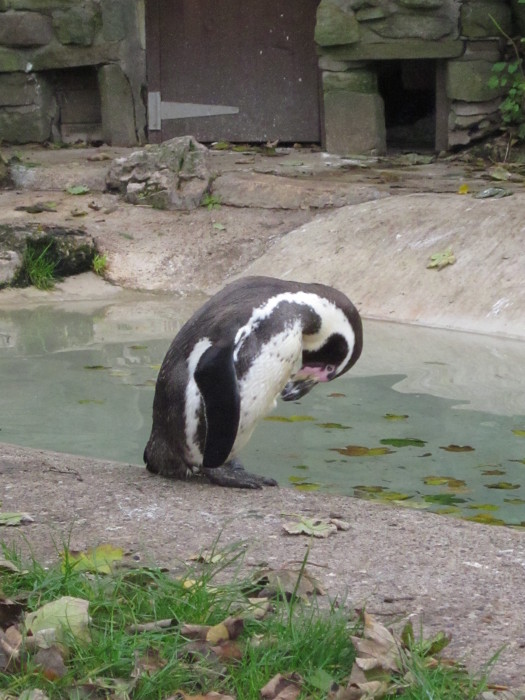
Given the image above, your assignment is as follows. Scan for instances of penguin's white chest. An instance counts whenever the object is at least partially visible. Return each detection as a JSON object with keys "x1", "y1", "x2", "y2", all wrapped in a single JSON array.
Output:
[{"x1": 232, "y1": 325, "x2": 302, "y2": 455}]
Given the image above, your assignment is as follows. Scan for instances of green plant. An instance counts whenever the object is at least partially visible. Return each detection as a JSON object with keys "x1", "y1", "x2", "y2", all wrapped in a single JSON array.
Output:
[
  {"x1": 489, "y1": 18, "x2": 525, "y2": 143},
  {"x1": 201, "y1": 192, "x2": 222, "y2": 209},
  {"x1": 21, "y1": 240, "x2": 57, "y2": 290},
  {"x1": 92, "y1": 253, "x2": 108, "y2": 276}
]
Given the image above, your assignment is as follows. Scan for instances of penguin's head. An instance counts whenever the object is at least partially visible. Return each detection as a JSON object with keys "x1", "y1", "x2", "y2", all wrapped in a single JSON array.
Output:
[{"x1": 280, "y1": 292, "x2": 363, "y2": 402}]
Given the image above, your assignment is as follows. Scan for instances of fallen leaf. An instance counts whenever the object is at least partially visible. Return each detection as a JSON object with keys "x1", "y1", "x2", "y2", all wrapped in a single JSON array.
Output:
[
  {"x1": 34, "y1": 645, "x2": 67, "y2": 680},
  {"x1": 0, "y1": 558, "x2": 20, "y2": 573},
  {"x1": 25, "y1": 596, "x2": 91, "y2": 647},
  {"x1": 427, "y1": 249, "x2": 455, "y2": 270},
  {"x1": 205, "y1": 622, "x2": 230, "y2": 644},
  {"x1": 282, "y1": 517, "x2": 337, "y2": 538},
  {"x1": 70, "y1": 207, "x2": 87, "y2": 217},
  {"x1": 512, "y1": 429, "x2": 525, "y2": 437},
  {"x1": 465, "y1": 513, "x2": 506, "y2": 525},
  {"x1": 0, "y1": 512, "x2": 34, "y2": 526},
  {"x1": 15, "y1": 201, "x2": 57, "y2": 213},
  {"x1": 423, "y1": 494, "x2": 466, "y2": 505},
  {"x1": 253, "y1": 565, "x2": 324, "y2": 600},
  {"x1": 65, "y1": 543, "x2": 124, "y2": 574},
  {"x1": 351, "y1": 612, "x2": 399, "y2": 673},
  {"x1": 212, "y1": 222, "x2": 226, "y2": 231},
  {"x1": 131, "y1": 647, "x2": 166, "y2": 678},
  {"x1": 210, "y1": 640, "x2": 243, "y2": 662},
  {"x1": 457, "y1": 183, "x2": 469, "y2": 194},
  {"x1": 66, "y1": 185, "x2": 90, "y2": 195},
  {"x1": 316, "y1": 422, "x2": 351, "y2": 430},
  {"x1": 0, "y1": 597, "x2": 25, "y2": 626},
  {"x1": 260, "y1": 672, "x2": 303, "y2": 700}
]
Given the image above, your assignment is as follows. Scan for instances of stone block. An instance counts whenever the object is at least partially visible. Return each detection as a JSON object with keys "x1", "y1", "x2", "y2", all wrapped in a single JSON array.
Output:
[
  {"x1": 460, "y1": 0, "x2": 512, "y2": 38},
  {"x1": 53, "y1": 2, "x2": 101, "y2": 46},
  {"x1": 323, "y1": 69, "x2": 377, "y2": 93},
  {"x1": 0, "y1": 71, "x2": 36, "y2": 106},
  {"x1": 30, "y1": 42, "x2": 121, "y2": 71},
  {"x1": 97, "y1": 64, "x2": 137, "y2": 146},
  {"x1": 101, "y1": 0, "x2": 131, "y2": 41},
  {"x1": 0, "y1": 47, "x2": 25, "y2": 72},
  {"x1": 511, "y1": 0, "x2": 525, "y2": 34},
  {"x1": 318, "y1": 56, "x2": 354, "y2": 71},
  {"x1": 0, "y1": 11, "x2": 52, "y2": 47},
  {"x1": 0, "y1": 72, "x2": 56, "y2": 143},
  {"x1": 315, "y1": 0, "x2": 359, "y2": 46},
  {"x1": 324, "y1": 91, "x2": 386, "y2": 155},
  {"x1": 369, "y1": 13, "x2": 456, "y2": 40},
  {"x1": 399, "y1": 0, "x2": 444, "y2": 6},
  {"x1": 355, "y1": 6, "x2": 389, "y2": 20},
  {"x1": 447, "y1": 59, "x2": 506, "y2": 101},
  {"x1": 320, "y1": 39, "x2": 464, "y2": 60},
  {"x1": 8, "y1": 1, "x2": 76, "y2": 9}
]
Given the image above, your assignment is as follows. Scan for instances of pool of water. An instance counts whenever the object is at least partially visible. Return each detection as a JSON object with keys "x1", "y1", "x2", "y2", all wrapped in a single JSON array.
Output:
[{"x1": 1, "y1": 294, "x2": 524, "y2": 526}]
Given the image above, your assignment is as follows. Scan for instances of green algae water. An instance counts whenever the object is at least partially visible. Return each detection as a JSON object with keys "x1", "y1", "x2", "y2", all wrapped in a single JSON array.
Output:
[{"x1": 1, "y1": 294, "x2": 524, "y2": 526}]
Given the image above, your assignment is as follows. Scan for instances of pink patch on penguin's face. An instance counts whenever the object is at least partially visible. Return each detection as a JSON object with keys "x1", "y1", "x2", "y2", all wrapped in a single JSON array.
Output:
[{"x1": 295, "y1": 364, "x2": 336, "y2": 383}]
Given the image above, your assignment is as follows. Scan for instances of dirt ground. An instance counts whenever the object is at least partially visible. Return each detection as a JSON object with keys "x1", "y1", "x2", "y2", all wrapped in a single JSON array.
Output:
[{"x1": 1, "y1": 144, "x2": 525, "y2": 693}]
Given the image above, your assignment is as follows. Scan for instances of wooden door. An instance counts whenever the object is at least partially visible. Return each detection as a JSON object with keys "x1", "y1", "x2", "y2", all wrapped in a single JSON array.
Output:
[{"x1": 147, "y1": 0, "x2": 320, "y2": 143}]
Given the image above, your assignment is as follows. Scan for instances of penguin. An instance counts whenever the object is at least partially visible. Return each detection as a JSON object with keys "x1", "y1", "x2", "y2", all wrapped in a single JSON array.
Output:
[{"x1": 144, "y1": 276, "x2": 363, "y2": 488}]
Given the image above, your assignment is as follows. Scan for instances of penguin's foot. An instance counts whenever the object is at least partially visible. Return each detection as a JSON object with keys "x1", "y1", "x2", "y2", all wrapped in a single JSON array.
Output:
[{"x1": 202, "y1": 459, "x2": 278, "y2": 489}]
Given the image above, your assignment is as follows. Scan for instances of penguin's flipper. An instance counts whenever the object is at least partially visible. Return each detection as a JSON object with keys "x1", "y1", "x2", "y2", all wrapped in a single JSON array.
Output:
[{"x1": 195, "y1": 343, "x2": 240, "y2": 469}]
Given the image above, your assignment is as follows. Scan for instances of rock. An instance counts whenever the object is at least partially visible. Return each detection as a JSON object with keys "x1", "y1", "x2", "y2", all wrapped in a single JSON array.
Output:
[
  {"x1": 324, "y1": 91, "x2": 386, "y2": 155},
  {"x1": 98, "y1": 64, "x2": 137, "y2": 146},
  {"x1": 315, "y1": 0, "x2": 359, "y2": 46},
  {"x1": 460, "y1": 0, "x2": 512, "y2": 38},
  {"x1": 447, "y1": 59, "x2": 506, "y2": 102},
  {"x1": 0, "y1": 73, "x2": 57, "y2": 144},
  {"x1": 52, "y1": 2, "x2": 101, "y2": 46},
  {"x1": 0, "y1": 11, "x2": 52, "y2": 47},
  {"x1": 323, "y1": 68, "x2": 377, "y2": 93},
  {"x1": 106, "y1": 136, "x2": 212, "y2": 210},
  {"x1": 369, "y1": 13, "x2": 455, "y2": 40},
  {"x1": 0, "y1": 224, "x2": 96, "y2": 289},
  {"x1": 0, "y1": 250, "x2": 21, "y2": 286}
]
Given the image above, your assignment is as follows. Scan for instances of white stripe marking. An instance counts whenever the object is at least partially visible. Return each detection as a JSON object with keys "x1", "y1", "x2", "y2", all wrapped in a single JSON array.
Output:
[{"x1": 184, "y1": 337, "x2": 212, "y2": 464}]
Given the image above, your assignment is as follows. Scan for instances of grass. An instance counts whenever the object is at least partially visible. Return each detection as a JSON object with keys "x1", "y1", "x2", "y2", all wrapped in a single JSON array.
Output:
[
  {"x1": 19, "y1": 240, "x2": 58, "y2": 290},
  {"x1": 201, "y1": 193, "x2": 221, "y2": 209},
  {"x1": 92, "y1": 252, "x2": 108, "y2": 276},
  {"x1": 0, "y1": 542, "x2": 494, "y2": 700}
]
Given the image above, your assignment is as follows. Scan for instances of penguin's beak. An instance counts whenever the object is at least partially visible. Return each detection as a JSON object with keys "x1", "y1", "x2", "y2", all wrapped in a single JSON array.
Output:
[
  {"x1": 280, "y1": 365, "x2": 336, "y2": 402},
  {"x1": 281, "y1": 377, "x2": 317, "y2": 401}
]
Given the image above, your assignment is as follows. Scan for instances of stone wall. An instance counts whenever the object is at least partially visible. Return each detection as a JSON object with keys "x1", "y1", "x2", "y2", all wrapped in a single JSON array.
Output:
[
  {"x1": 0, "y1": 0, "x2": 146, "y2": 146},
  {"x1": 315, "y1": 0, "x2": 519, "y2": 154}
]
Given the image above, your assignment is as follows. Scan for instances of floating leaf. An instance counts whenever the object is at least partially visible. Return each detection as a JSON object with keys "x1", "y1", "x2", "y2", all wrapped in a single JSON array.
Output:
[
  {"x1": 512, "y1": 429, "x2": 525, "y2": 437},
  {"x1": 354, "y1": 485, "x2": 385, "y2": 494},
  {"x1": 383, "y1": 413, "x2": 409, "y2": 421},
  {"x1": 332, "y1": 444, "x2": 394, "y2": 456},
  {"x1": 504, "y1": 497, "x2": 525, "y2": 505},
  {"x1": 265, "y1": 414, "x2": 315, "y2": 422},
  {"x1": 509, "y1": 459, "x2": 525, "y2": 464},
  {"x1": 78, "y1": 399, "x2": 105, "y2": 405},
  {"x1": 481, "y1": 468, "x2": 506, "y2": 476},
  {"x1": 465, "y1": 513, "x2": 506, "y2": 526},
  {"x1": 65, "y1": 544, "x2": 124, "y2": 574},
  {"x1": 293, "y1": 482, "x2": 322, "y2": 492},
  {"x1": 457, "y1": 183, "x2": 469, "y2": 194},
  {"x1": 466, "y1": 503, "x2": 500, "y2": 511},
  {"x1": 423, "y1": 494, "x2": 467, "y2": 505},
  {"x1": 380, "y1": 437, "x2": 426, "y2": 448},
  {"x1": 83, "y1": 364, "x2": 110, "y2": 370},
  {"x1": 375, "y1": 491, "x2": 413, "y2": 502},
  {"x1": 485, "y1": 482, "x2": 520, "y2": 490},
  {"x1": 0, "y1": 512, "x2": 34, "y2": 526},
  {"x1": 427, "y1": 249, "x2": 455, "y2": 270},
  {"x1": 439, "y1": 444, "x2": 475, "y2": 452},
  {"x1": 316, "y1": 422, "x2": 350, "y2": 429},
  {"x1": 328, "y1": 392, "x2": 346, "y2": 398},
  {"x1": 423, "y1": 476, "x2": 466, "y2": 488},
  {"x1": 129, "y1": 344, "x2": 148, "y2": 350},
  {"x1": 66, "y1": 184, "x2": 90, "y2": 195}
]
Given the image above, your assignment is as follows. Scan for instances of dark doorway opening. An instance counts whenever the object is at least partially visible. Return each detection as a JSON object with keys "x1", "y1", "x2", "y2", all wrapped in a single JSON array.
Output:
[{"x1": 378, "y1": 60, "x2": 436, "y2": 151}]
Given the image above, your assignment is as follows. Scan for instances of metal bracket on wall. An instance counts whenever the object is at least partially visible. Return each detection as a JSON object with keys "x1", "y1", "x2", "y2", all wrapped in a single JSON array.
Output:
[{"x1": 148, "y1": 92, "x2": 239, "y2": 130}]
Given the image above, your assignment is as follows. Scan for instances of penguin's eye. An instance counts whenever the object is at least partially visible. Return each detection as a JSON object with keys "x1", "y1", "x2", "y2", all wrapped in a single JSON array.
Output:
[{"x1": 326, "y1": 364, "x2": 336, "y2": 374}]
